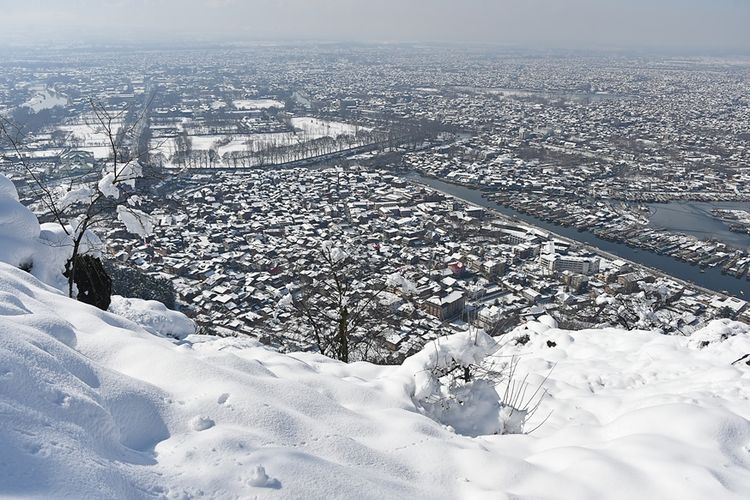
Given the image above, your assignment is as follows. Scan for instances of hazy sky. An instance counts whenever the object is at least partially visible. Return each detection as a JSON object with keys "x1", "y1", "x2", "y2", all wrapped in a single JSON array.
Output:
[{"x1": 1, "y1": 0, "x2": 748, "y2": 51}]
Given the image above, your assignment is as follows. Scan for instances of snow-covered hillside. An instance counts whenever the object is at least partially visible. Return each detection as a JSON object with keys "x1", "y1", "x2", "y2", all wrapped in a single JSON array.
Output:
[
  {"x1": 3, "y1": 262, "x2": 750, "y2": 499},
  {"x1": 3, "y1": 173, "x2": 750, "y2": 499}
]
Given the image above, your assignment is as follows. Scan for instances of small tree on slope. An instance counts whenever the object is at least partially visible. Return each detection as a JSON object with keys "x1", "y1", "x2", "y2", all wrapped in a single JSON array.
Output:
[{"x1": 0, "y1": 99, "x2": 156, "y2": 305}]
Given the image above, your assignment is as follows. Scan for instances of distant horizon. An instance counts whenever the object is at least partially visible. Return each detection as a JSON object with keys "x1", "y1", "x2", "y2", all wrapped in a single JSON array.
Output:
[
  {"x1": 1, "y1": 0, "x2": 749, "y2": 54},
  {"x1": 1, "y1": 39, "x2": 750, "y2": 59}
]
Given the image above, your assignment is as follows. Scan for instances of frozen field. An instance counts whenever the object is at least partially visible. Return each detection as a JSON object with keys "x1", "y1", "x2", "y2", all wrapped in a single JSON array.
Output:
[
  {"x1": 58, "y1": 114, "x2": 125, "y2": 159},
  {"x1": 23, "y1": 89, "x2": 68, "y2": 112}
]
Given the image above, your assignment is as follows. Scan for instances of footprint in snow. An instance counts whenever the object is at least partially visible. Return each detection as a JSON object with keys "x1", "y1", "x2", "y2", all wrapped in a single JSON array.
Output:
[
  {"x1": 247, "y1": 465, "x2": 281, "y2": 489},
  {"x1": 190, "y1": 416, "x2": 215, "y2": 431}
]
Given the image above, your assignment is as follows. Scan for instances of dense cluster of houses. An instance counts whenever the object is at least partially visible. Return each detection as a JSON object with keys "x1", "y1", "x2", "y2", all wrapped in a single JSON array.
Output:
[{"x1": 100, "y1": 167, "x2": 747, "y2": 362}]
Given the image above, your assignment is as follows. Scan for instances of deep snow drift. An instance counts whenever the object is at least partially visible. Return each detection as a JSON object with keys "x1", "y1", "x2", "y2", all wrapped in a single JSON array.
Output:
[
  {"x1": 3, "y1": 263, "x2": 750, "y2": 499},
  {"x1": 0, "y1": 173, "x2": 101, "y2": 292}
]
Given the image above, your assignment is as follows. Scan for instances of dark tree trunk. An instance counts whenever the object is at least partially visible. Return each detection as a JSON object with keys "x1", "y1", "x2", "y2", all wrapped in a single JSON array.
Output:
[
  {"x1": 64, "y1": 255, "x2": 113, "y2": 311},
  {"x1": 338, "y1": 307, "x2": 349, "y2": 363}
]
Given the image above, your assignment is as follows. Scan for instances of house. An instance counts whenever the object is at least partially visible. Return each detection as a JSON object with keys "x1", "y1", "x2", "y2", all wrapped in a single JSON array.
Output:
[
  {"x1": 60, "y1": 149, "x2": 95, "y2": 171},
  {"x1": 423, "y1": 291, "x2": 465, "y2": 321}
]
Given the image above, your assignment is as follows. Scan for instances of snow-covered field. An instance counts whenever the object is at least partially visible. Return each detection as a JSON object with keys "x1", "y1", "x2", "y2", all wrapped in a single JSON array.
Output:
[
  {"x1": 189, "y1": 132, "x2": 300, "y2": 153},
  {"x1": 151, "y1": 132, "x2": 300, "y2": 160},
  {"x1": 58, "y1": 115, "x2": 124, "y2": 159},
  {"x1": 3, "y1": 173, "x2": 750, "y2": 499},
  {"x1": 289, "y1": 116, "x2": 361, "y2": 137},
  {"x1": 23, "y1": 90, "x2": 68, "y2": 112},
  {"x1": 151, "y1": 117, "x2": 367, "y2": 166}
]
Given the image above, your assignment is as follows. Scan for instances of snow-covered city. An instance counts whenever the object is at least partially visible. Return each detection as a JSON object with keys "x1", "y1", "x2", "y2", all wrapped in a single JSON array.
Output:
[{"x1": 2, "y1": 1, "x2": 750, "y2": 499}]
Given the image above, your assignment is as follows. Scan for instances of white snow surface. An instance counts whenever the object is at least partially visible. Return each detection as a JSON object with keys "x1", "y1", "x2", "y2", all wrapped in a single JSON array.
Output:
[
  {"x1": 108, "y1": 295, "x2": 196, "y2": 340},
  {"x1": 289, "y1": 116, "x2": 363, "y2": 137},
  {"x1": 233, "y1": 99, "x2": 285, "y2": 110},
  {"x1": 2, "y1": 260, "x2": 750, "y2": 498},
  {"x1": 53, "y1": 185, "x2": 95, "y2": 212},
  {"x1": 0, "y1": 176, "x2": 41, "y2": 268},
  {"x1": 5, "y1": 177, "x2": 750, "y2": 498},
  {"x1": 98, "y1": 172, "x2": 121, "y2": 199},
  {"x1": 386, "y1": 272, "x2": 418, "y2": 295},
  {"x1": 58, "y1": 117, "x2": 124, "y2": 159},
  {"x1": 99, "y1": 163, "x2": 143, "y2": 200}
]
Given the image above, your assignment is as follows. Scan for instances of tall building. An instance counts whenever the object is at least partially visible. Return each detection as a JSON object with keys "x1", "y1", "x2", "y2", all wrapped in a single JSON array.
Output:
[
  {"x1": 423, "y1": 291, "x2": 466, "y2": 320},
  {"x1": 540, "y1": 253, "x2": 600, "y2": 276}
]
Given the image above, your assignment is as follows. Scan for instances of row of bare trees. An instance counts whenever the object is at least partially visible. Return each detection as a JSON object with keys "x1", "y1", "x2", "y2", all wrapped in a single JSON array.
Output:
[
  {"x1": 160, "y1": 117, "x2": 442, "y2": 169},
  {"x1": 164, "y1": 129, "x2": 389, "y2": 169}
]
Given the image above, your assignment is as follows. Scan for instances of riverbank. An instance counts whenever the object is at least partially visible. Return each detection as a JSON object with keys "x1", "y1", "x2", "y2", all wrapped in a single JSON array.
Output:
[
  {"x1": 483, "y1": 191, "x2": 750, "y2": 275},
  {"x1": 404, "y1": 172, "x2": 750, "y2": 300}
]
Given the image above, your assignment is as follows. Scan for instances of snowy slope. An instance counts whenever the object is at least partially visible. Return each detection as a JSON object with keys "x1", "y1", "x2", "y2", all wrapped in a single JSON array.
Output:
[{"x1": 2, "y1": 262, "x2": 750, "y2": 499}]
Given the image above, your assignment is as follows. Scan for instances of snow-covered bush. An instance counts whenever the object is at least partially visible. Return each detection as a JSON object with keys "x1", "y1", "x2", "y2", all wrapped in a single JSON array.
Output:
[{"x1": 399, "y1": 327, "x2": 544, "y2": 436}]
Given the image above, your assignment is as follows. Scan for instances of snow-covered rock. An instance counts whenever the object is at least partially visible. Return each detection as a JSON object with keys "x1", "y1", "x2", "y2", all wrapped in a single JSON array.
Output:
[
  {"x1": 247, "y1": 465, "x2": 281, "y2": 488},
  {"x1": 0, "y1": 177, "x2": 41, "y2": 270},
  {"x1": 0, "y1": 174, "x2": 105, "y2": 293},
  {"x1": 189, "y1": 415, "x2": 215, "y2": 431},
  {"x1": 108, "y1": 295, "x2": 196, "y2": 339},
  {"x1": 688, "y1": 318, "x2": 749, "y2": 349}
]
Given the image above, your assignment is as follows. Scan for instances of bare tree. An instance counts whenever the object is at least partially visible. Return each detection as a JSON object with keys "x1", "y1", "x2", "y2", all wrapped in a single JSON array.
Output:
[
  {"x1": 0, "y1": 98, "x2": 158, "y2": 305},
  {"x1": 289, "y1": 241, "x2": 393, "y2": 362}
]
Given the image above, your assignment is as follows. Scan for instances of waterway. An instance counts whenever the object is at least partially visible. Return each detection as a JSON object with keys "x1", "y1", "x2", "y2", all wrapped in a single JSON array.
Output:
[
  {"x1": 406, "y1": 173, "x2": 750, "y2": 299},
  {"x1": 649, "y1": 201, "x2": 750, "y2": 250}
]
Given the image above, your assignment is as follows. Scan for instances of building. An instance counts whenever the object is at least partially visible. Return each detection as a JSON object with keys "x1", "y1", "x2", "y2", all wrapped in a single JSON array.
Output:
[
  {"x1": 562, "y1": 271, "x2": 589, "y2": 293},
  {"x1": 60, "y1": 149, "x2": 95, "y2": 172},
  {"x1": 477, "y1": 304, "x2": 503, "y2": 331},
  {"x1": 503, "y1": 228, "x2": 541, "y2": 246},
  {"x1": 423, "y1": 291, "x2": 465, "y2": 321},
  {"x1": 540, "y1": 253, "x2": 600, "y2": 276}
]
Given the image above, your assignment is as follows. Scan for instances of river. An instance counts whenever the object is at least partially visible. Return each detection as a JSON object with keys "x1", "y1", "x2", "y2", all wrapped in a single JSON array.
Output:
[
  {"x1": 649, "y1": 201, "x2": 750, "y2": 250},
  {"x1": 406, "y1": 173, "x2": 750, "y2": 299}
]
